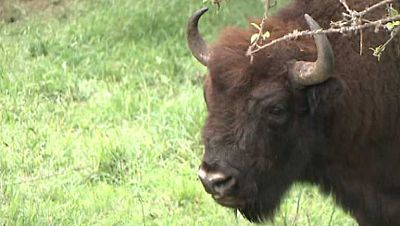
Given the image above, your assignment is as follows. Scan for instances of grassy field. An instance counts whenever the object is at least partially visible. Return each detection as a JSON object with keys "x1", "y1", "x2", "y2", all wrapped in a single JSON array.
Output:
[{"x1": 0, "y1": 0, "x2": 357, "y2": 225}]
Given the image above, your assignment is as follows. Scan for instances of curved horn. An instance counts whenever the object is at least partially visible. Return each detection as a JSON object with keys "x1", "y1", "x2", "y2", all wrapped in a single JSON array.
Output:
[
  {"x1": 187, "y1": 7, "x2": 209, "y2": 66},
  {"x1": 290, "y1": 14, "x2": 335, "y2": 86}
]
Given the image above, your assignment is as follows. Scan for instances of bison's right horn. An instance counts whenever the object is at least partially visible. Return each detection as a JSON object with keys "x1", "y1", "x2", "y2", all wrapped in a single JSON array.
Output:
[
  {"x1": 187, "y1": 7, "x2": 209, "y2": 66},
  {"x1": 289, "y1": 14, "x2": 335, "y2": 87}
]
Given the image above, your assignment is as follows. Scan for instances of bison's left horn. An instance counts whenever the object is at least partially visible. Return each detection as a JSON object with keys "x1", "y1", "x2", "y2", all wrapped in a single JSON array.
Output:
[
  {"x1": 290, "y1": 14, "x2": 335, "y2": 86},
  {"x1": 187, "y1": 7, "x2": 209, "y2": 66}
]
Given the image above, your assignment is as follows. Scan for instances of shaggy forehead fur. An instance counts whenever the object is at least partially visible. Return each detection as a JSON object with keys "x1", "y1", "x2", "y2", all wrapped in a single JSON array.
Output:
[{"x1": 207, "y1": 17, "x2": 317, "y2": 93}]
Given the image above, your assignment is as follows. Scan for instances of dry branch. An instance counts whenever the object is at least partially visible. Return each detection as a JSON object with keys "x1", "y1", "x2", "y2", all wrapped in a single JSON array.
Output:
[{"x1": 247, "y1": 0, "x2": 400, "y2": 58}]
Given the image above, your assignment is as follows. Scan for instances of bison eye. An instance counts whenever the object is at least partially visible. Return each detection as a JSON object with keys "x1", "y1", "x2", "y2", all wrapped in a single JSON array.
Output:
[{"x1": 268, "y1": 105, "x2": 286, "y2": 115}]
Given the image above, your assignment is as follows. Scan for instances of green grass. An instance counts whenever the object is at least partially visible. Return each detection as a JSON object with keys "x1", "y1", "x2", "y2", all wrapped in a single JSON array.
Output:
[{"x1": 0, "y1": 0, "x2": 357, "y2": 225}]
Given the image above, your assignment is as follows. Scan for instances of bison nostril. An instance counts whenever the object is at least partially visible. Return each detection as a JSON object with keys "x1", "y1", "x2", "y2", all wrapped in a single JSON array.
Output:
[
  {"x1": 213, "y1": 176, "x2": 236, "y2": 194},
  {"x1": 198, "y1": 165, "x2": 237, "y2": 196}
]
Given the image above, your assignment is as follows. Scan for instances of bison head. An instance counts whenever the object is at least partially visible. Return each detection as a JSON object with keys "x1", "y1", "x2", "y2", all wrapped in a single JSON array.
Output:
[{"x1": 187, "y1": 7, "x2": 343, "y2": 221}]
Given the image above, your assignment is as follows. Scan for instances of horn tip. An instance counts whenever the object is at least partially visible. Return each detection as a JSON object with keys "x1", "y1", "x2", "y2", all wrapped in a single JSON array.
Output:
[
  {"x1": 201, "y1": 7, "x2": 209, "y2": 12},
  {"x1": 304, "y1": 14, "x2": 321, "y2": 30},
  {"x1": 191, "y1": 7, "x2": 209, "y2": 21},
  {"x1": 197, "y1": 7, "x2": 209, "y2": 15}
]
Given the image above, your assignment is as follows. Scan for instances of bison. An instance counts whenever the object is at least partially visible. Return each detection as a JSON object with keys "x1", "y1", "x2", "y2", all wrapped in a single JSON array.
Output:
[{"x1": 187, "y1": 0, "x2": 400, "y2": 225}]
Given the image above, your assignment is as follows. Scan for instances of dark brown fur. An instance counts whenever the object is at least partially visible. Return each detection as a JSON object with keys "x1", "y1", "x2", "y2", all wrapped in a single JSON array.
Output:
[{"x1": 199, "y1": 0, "x2": 400, "y2": 225}]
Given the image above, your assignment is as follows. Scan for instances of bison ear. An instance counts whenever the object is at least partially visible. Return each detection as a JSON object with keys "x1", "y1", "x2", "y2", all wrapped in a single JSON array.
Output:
[{"x1": 306, "y1": 78, "x2": 343, "y2": 115}]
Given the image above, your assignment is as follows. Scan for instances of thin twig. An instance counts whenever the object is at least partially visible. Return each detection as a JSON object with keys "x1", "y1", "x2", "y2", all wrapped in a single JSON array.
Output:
[
  {"x1": 247, "y1": 14, "x2": 400, "y2": 56},
  {"x1": 340, "y1": 0, "x2": 394, "y2": 17},
  {"x1": 339, "y1": 0, "x2": 353, "y2": 15},
  {"x1": 372, "y1": 26, "x2": 400, "y2": 60},
  {"x1": 357, "y1": 0, "x2": 394, "y2": 17},
  {"x1": 360, "y1": 29, "x2": 364, "y2": 55},
  {"x1": 247, "y1": 0, "x2": 399, "y2": 59},
  {"x1": 249, "y1": 0, "x2": 271, "y2": 63}
]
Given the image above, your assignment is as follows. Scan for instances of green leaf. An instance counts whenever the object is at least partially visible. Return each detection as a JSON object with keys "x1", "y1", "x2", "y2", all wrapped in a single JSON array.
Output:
[
  {"x1": 385, "y1": 21, "x2": 400, "y2": 31},
  {"x1": 370, "y1": 45, "x2": 385, "y2": 61},
  {"x1": 250, "y1": 33, "x2": 260, "y2": 44},
  {"x1": 250, "y1": 23, "x2": 262, "y2": 32},
  {"x1": 262, "y1": 31, "x2": 271, "y2": 40}
]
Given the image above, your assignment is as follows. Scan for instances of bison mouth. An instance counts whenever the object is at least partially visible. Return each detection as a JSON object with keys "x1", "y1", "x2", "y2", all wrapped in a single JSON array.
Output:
[
  {"x1": 211, "y1": 193, "x2": 270, "y2": 222},
  {"x1": 212, "y1": 194, "x2": 246, "y2": 208},
  {"x1": 209, "y1": 182, "x2": 276, "y2": 222},
  {"x1": 211, "y1": 179, "x2": 290, "y2": 223}
]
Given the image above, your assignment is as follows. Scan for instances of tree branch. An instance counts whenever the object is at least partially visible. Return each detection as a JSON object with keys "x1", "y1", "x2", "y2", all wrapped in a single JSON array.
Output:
[{"x1": 247, "y1": 0, "x2": 400, "y2": 58}]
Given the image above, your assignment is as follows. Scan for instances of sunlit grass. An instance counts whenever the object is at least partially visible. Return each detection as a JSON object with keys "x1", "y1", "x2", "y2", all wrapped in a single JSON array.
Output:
[{"x1": 0, "y1": 0, "x2": 357, "y2": 225}]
